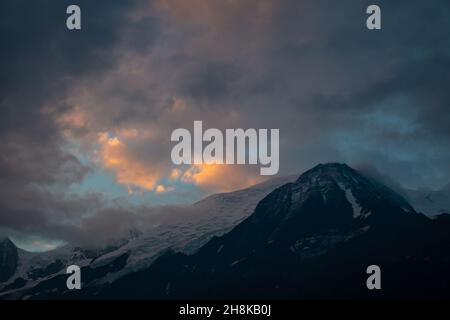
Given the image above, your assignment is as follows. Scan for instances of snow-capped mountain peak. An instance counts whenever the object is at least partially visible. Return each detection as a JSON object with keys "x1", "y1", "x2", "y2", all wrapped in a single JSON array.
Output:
[{"x1": 290, "y1": 163, "x2": 416, "y2": 219}]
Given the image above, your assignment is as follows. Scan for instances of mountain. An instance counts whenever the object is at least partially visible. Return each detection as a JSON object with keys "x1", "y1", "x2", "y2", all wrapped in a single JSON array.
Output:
[
  {"x1": 93, "y1": 163, "x2": 450, "y2": 299},
  {"x1": 0, "y1": 238, "x2": 18, "y2": 282},
  {"x1": 4, "y1": 163, "x2": 450, "y2": 299},
  {"x1": 0, "y1": 174, "x2": 295, "y2": 299}
]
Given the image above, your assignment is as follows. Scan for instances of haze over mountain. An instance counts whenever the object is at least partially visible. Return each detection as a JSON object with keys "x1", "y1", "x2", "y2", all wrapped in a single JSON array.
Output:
[{"x1": 357, "y1": 164, "x2": 450, "y2": 217}]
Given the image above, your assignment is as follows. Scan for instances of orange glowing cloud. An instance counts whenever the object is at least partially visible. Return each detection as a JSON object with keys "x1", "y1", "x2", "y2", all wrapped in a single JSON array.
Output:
[
  {"x1": 181, "y1": 164, "x2": 264, "y2": 193},
  {"x1": 97, "y1": 132, "x2": 161, "y2": 191},
  {"x1": 169, "y1": 168, "x2": 182, "y2": 180},
  {"x1": 155, "y1": 184, "x2": 174, "y2": 194}
]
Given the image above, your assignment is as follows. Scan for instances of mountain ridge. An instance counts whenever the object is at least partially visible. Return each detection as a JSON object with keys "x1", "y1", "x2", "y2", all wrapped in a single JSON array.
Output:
[{"x1": 2, "y1": 163, "x2": 450, "y2": 299}]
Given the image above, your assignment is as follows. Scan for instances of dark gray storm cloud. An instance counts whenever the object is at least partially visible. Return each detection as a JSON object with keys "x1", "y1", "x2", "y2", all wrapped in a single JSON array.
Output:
[
  {"x1": 0, "y1": 0, "x2": 134, "y2": 183},
  {"x1": 1, "y1": 0, "x2": 450, "y2": 247},
  {"x1": 164, "y1": 0, "x2": 450, "y2": 189},
  {"x1": 0, "y1": 0, "x2": 148, "y2": 244}
]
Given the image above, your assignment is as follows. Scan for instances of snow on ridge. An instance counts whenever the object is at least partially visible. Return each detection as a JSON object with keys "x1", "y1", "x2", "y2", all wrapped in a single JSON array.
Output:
[{"x1": 337, "y1": 183, "x2": 364, "y2": 219}]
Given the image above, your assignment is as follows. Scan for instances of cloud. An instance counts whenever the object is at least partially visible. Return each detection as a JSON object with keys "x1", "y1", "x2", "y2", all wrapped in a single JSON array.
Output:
[
  {"x1": 181, "y1": 164, "x2": 264, "y2": 193},
  {"x1": 1, "y1": 0, "x2": 450, "y2": 248},
  {"x1": 56, "y1": 107, "x2": 87, "y2": 129},
  {"x1": 97, "y1": 132, "x2": 162, "y2": 191},
  {"x1": 68, "y1": 0, "x2": 450, "y2": 190},
  {"x1": 0, "y1": 0, "x2": 145, "y2": 245},
  {"x1": 155, "y1": 185, "x2": 174, "y2": 194}
]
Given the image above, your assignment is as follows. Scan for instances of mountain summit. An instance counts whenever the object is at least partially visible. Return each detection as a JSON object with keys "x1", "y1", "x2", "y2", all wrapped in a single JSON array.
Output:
[
  {"x1": 244, "y1": 162, "x2": 419, "y2": 244},
  {"x1": 295, "y1": 163, "x2": 415, "y2": 214}
]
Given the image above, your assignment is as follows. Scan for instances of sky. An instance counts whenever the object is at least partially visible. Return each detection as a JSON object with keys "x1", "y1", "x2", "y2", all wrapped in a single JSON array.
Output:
[{"x1": 1, "y1": 0, "x2": 450, "y2": 251}]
